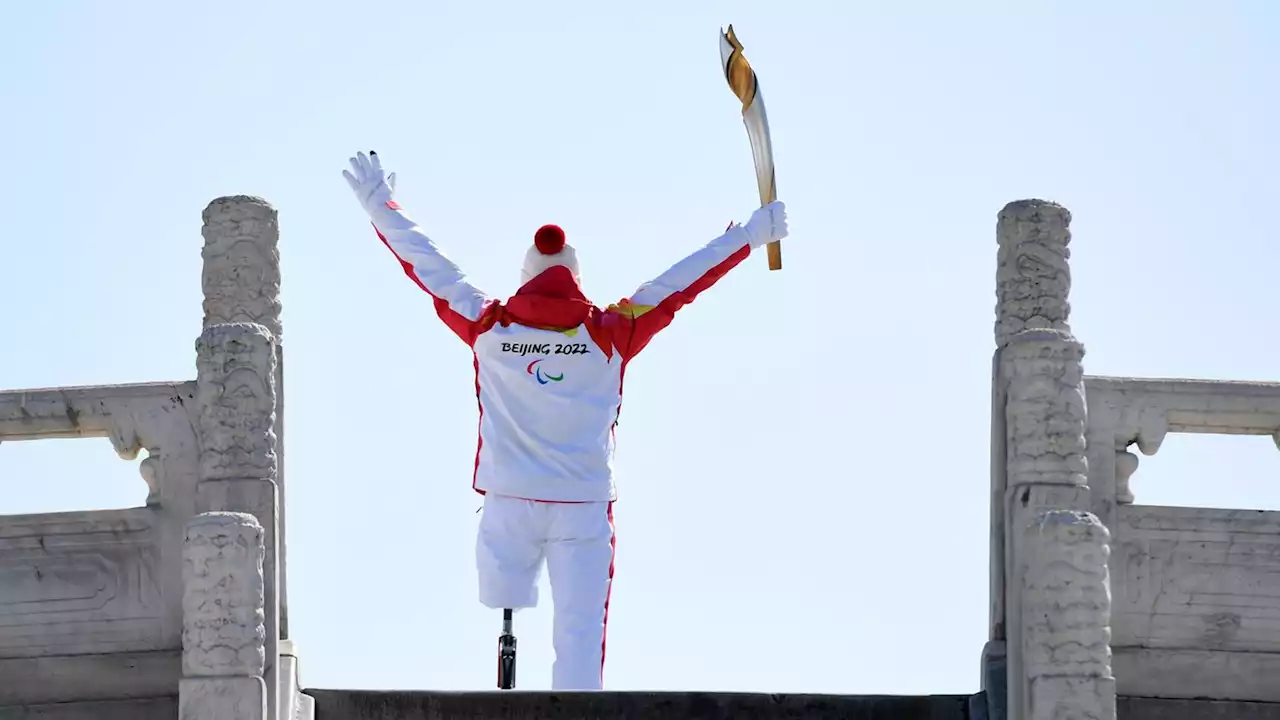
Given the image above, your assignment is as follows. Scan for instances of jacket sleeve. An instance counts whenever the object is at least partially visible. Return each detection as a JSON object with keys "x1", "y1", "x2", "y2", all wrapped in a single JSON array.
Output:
[
  {"x1": 367, "y1": 199, "x2": 498, "y2": 345},
  {"x1": 604, "y1": 223, "x2": 752, "y2": 361}
]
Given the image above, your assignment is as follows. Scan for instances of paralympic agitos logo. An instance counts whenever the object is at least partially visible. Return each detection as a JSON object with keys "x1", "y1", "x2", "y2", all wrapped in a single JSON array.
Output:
[{"x1": 526, "y1": 359, "x2": 564, "y2": 385}]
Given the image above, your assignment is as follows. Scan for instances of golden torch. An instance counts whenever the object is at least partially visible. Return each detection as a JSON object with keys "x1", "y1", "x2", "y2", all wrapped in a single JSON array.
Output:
[{"x1": 720, "y1": 25, "x2": 782, "y2": 271}]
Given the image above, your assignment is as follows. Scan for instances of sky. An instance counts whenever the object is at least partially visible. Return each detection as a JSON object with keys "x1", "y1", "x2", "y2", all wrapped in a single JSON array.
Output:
[{"x1": 1, "y1": 0, "x2": 1278, "y2": 697}]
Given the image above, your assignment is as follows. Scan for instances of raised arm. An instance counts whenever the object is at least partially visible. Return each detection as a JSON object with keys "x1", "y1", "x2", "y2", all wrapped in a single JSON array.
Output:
[
  {"x1": 344, "y1": 151, "x2": 497, "y2": 345},
  {"x1": 605, "y1": 201, "x2": 788, "y2": 360}
]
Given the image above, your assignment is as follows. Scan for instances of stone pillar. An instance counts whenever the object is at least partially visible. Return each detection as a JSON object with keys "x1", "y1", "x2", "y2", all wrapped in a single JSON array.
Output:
[
  {"x1": 988, "y1": 199, "x2": 1077, "y2": 645},
  {"x1": 985, "y1": 200, "x2": 1114, "y2": 720},
  {"x1": 199, "y1": 195, "x2": 286, "y2": 718},
  {"x1": 201, "y1": 194, "x2": 288, "y2": 639},
  {"x1": 201, "y1": 196, "x2": 282, "y2": 337},
  {"x1": 1001, "y1": 328, "x2": 1088, "y2": 494},
  {"x1": 1020, "y1": 510, "x2": 1115, "y2": 720},
  {"x1": 179, "y1": 511, "x2": 268, "y2": 720},
  {"x1": 1002, "y1": 327, "x2": 1113, "y2": 718},
  {"x1": 994, "y1": 200, "x2": 1073, "y2": 348},
  {"x1": 988, "y1": 200, "x2": 1074, "y2": 646},
  {"x1": 194, "y1": 321, "x2": 279, "y2": 720}
]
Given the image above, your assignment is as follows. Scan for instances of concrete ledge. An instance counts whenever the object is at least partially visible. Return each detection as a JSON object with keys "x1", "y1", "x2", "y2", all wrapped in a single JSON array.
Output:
[
  {"x1": 304, "y1": 690, "x2": 972, "y2": 720},
  {"x1": 1120, "y1": 696, "x2": 1280, "y2": 720},
  {"x1": 0, "y1": 696, "x2": 177, "y2": 720},
  {"x1": 1114, "y1": 648, "x2": 1280, "y2": 704},
  {"x1": 0, "y1": 651, "x2": 181, "y2": 706}
]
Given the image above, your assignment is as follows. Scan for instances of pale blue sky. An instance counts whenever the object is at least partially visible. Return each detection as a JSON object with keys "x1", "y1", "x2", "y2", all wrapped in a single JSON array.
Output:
[{"x1": 1, "y1": 0, "x2": 1277, "y2": 696}]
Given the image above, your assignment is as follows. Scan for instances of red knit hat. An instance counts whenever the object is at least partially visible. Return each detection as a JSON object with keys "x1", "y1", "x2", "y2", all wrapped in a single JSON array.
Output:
[{"x1": 522, "y1": 224, "x2": 579, "y2": 284}]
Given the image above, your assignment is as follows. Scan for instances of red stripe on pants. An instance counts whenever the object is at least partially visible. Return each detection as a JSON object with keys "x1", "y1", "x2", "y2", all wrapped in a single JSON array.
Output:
[{"x1": 600, "y1": 502, "x2": 616, "y2": 684}]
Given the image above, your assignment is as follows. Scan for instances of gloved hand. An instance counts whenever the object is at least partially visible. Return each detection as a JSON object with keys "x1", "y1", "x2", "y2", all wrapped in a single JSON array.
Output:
[
  {"x1": 740, "y1": 200, "x2": 788, "y2": 249},
  {"x1": 342, "y1": 150, "x2": 398, "y2": 215}
]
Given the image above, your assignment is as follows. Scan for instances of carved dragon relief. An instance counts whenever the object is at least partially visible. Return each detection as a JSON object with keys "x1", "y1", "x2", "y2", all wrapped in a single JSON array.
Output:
[
  {"x1": 201, "y1": 196, "x2": 282, "y2": 340},
  {"x1": 995, "y1": 199, "x2": 1074, "y2": 349}
]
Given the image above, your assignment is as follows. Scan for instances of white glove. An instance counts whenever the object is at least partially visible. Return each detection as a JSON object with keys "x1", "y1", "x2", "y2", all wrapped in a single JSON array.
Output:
[
  {"x1": 342, "y1": 150, "x2": 398, "y2": 215},
  {"x1": 740, "y1": 200, "x2": 788, "y2": 249}
]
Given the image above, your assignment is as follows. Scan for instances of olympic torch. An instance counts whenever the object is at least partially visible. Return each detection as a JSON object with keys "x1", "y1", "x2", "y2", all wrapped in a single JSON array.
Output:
[{"x1": 720, "y1": 25, "x2": 782, "y2": 271}]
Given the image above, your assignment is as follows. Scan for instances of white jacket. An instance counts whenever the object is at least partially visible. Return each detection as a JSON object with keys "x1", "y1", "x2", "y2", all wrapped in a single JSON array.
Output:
[{"x1": 368, "y1": 201, "x2": 756, "y2": 502}]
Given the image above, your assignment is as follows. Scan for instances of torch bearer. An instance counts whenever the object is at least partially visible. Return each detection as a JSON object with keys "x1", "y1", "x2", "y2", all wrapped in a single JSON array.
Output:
[{"x1": 720, "y1": 25, "x2": 782, "y2": 271}]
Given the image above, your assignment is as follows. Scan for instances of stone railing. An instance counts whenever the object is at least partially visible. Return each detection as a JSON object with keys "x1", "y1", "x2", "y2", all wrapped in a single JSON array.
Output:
[
  {"x1": 984, "y1": 200, "x2": 1280, "y2": 718},
  {"x1": 0, "y1": 381, "x2": 199, "y2": 707},
  {"x1": 1084, "y1": 376, "x2": 1280, "y2": 510},
  {"x1": 0, "y1": 196, "x2": 309, "y2": 720},
  {"x1": 1083, "y1": 376, "x2": 1280, "y2": 703},
  {"x1": 0, "y1": 381, "x2": 198, "y2": 506}
]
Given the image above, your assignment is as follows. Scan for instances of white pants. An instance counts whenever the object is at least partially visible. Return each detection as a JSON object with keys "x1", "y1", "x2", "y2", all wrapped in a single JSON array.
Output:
[{"x1": 475, "y1": 493, "x2": 615, "y2": 690}]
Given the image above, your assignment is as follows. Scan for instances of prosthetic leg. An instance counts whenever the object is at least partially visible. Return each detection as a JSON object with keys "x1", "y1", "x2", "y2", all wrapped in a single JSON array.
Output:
[{"x1": 497, "y1": 608, "x2": 517, "y2": 689}]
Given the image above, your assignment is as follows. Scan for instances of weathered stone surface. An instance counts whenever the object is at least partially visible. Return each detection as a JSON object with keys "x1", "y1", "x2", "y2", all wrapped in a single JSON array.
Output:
[
  {"x1": 181, "y1": 512, "x2": 265, "y2": 679},
  {"x1": 0, "y1": 194, "x2": 302, "y2": 717},
  {"x1": 202, "y1": 196, "x2": 281, "y2": 339},
  {"x1": 1015, "y1": 510, "x2": 1115, "y2": 720},
  {"x1": 179, "y1": 676, "x2": 266, "y2": 720},
  {"x1": 0, "y1": 381, "x2": 201, "y2": 705},
  {"x1": 1119, "y1": 696, "x2": 1280, "y2": 720},
  {"x1": 1022, "y1": 511, "x2": 1113, "y2": 679},
  {"x1": 1113, "y1": 638, "x2": 1280, "y2": 703},
  {"x1": 0, "y1": 381, "x2": 200, "y2": 510},
  {"x1": 0, "y1": 650, "x2": 179, "y2": 706},
  {"x1": 280, "y1": 639, "x2": 315, "y2": 720},
  {"x1": 304, "y1": 690, "x2": 972, "y2": 720},
  {"x1": 1002, "y1": 329, "x2": 1088, "y2": 490},
  {"x1": 0, "y1": 508, "x2": 165, "y2": 658},
  {"x1": 0, "y1": 696, "x2": 178, "y2": 720},
  {"x1": 1083, "y1": 376, "x2": 1280, "y2": 507},
  {"x1": 995, "y1": 199, "x2": 1072, "y2": 348},
  {"x1": 195, "y1": 323, "x2": 278, "y2": 483},
  {"x1": 988, "y1": 198, "x2": 1081, "y2": 664},
  {"x1": 1111, "y1": 506, "x2": 1280, "y2": 656},
  {"x1": 199, "y1": 192, "x2": 292, "y2": 645},
  {"x1": 1078, "y1": 375, "x2": 1280, "y2": 703},
  {"x1": 193, "y1": 320, "x2": 283, "y2": 718}
]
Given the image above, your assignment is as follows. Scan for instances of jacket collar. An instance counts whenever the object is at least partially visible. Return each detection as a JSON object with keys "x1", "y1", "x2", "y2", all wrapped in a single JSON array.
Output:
[{"x1": 500, "y1": 265, "x2": 594, "y2": 330}]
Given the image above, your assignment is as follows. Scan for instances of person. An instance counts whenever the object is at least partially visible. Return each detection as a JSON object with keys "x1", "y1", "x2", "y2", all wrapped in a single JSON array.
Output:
[{"x1": 343, "y1": 150, "x2": 789, "y2": 690}]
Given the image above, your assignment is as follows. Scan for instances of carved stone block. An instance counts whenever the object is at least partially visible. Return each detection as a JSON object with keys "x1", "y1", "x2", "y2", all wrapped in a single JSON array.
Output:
[
  {"x1": 1002, "y1": 329, "x2": 1088, "y2": 489},
  {"x1": 995, "y1": 199, "x2": 1073, "y2": 348},
  {"x1": 1019, "y1": 509, "x2": 1115, "y2": 720},
  {"x1": 201, "y1": 196, "x2": 281, "y2": 339},
  {"x1": 182, "y1": 511, "x2": 265, "y2": 679},
  {"x1": 1027, "y1": 675, "x2": 1117, "y2": 720},
  {"x1": 1112, "y1": 505, "x2": 1280, "y2": 653},
  {"x1": 195, "y1": 323, "x2": 277, "y2": 483},
  {"x1": 0, "y1": 509, "x2": 166, "y2": 657},
  {"x1": 179, "y1": 676, "x2": 266, "y2": 720}
]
